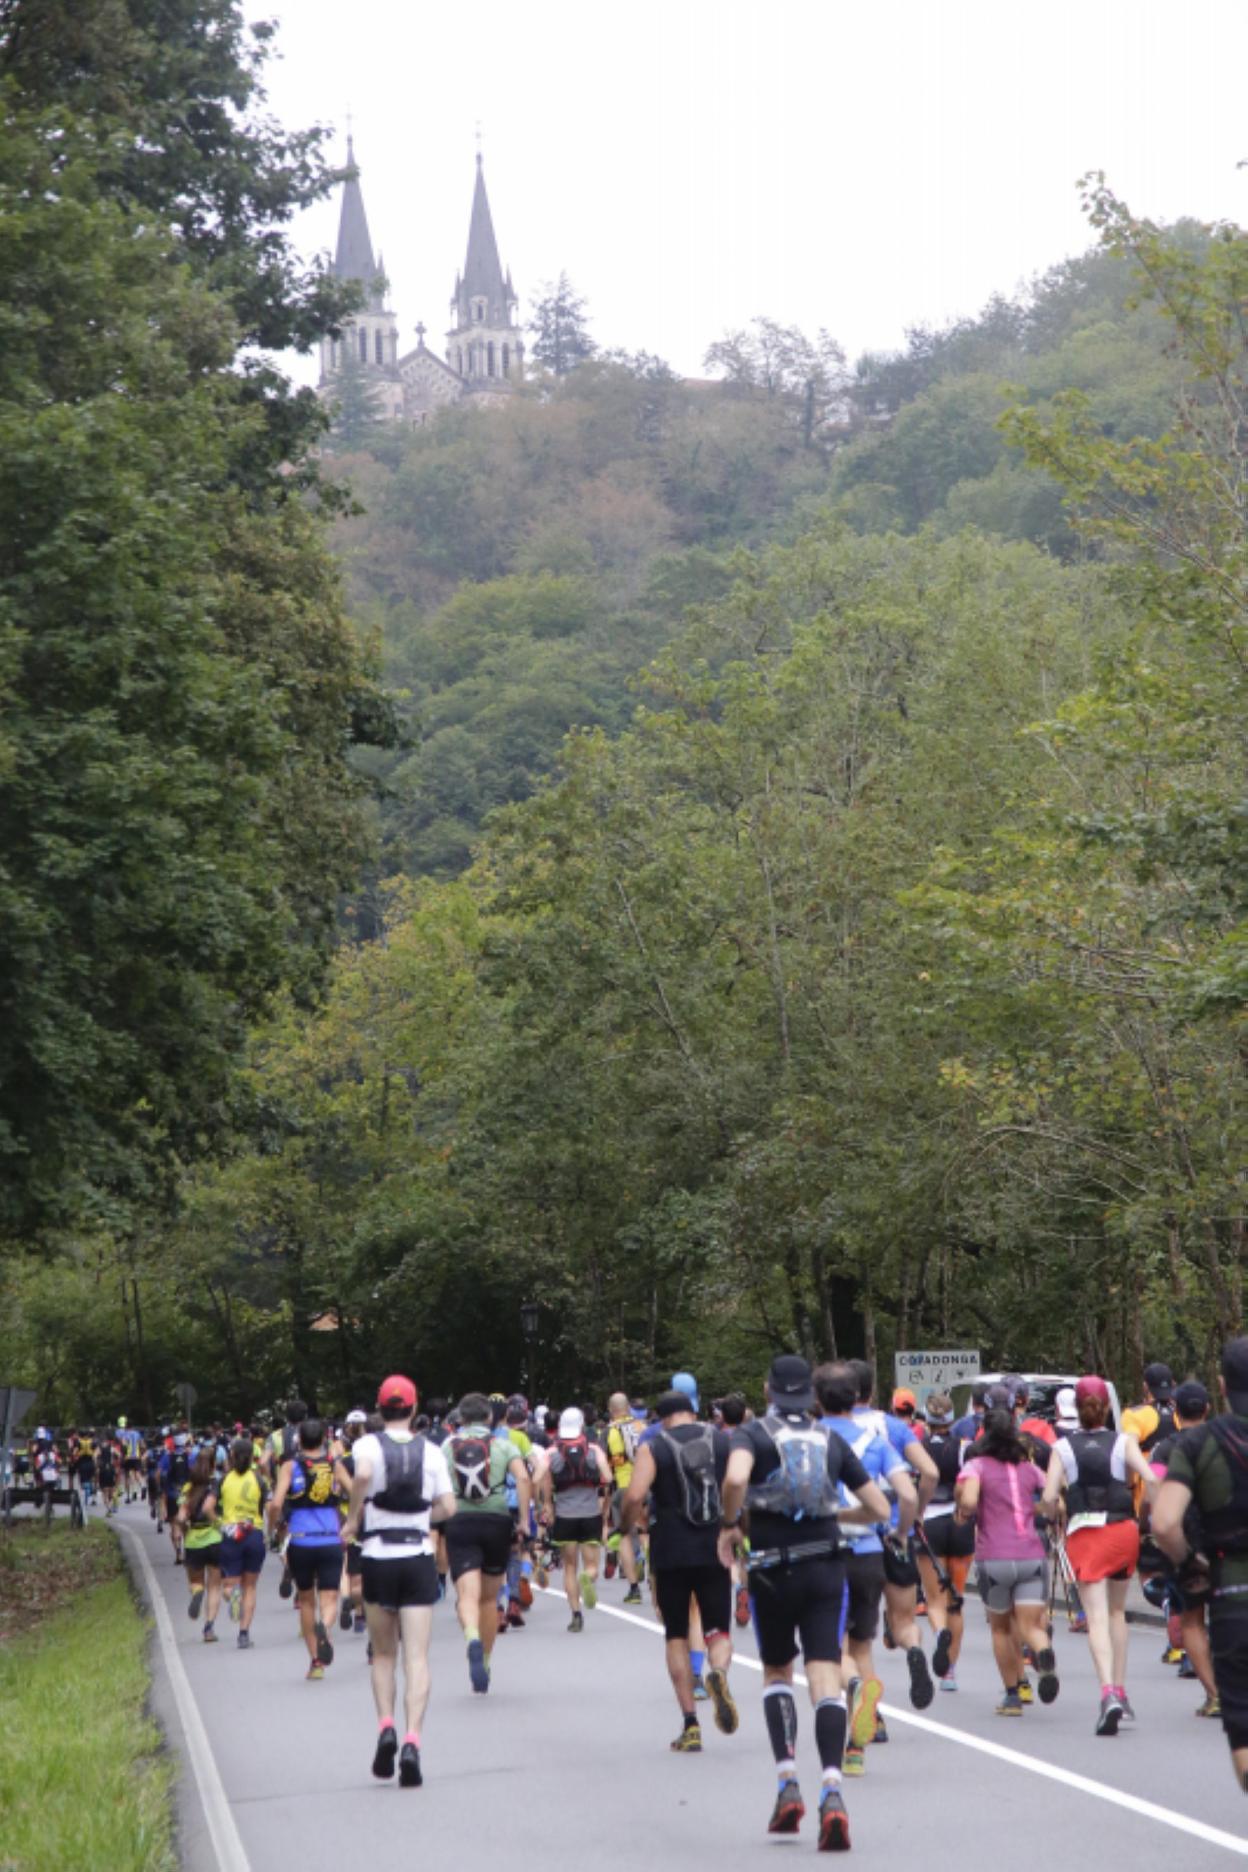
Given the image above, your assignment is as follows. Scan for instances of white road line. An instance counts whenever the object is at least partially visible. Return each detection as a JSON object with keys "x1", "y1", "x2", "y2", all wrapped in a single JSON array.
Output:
[
  {"x1": 117, "y1": 1523, "x2": 252, "y2": 1872},
  {"x1": 542, "y1": 1586, "x2": 1248, "y2": 1857}
]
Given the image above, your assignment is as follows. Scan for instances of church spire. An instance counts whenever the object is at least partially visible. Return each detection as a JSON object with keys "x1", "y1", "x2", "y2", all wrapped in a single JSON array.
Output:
[
  {"x1": 453, "y1": 152, "x2": 516, "y2": 332},
  {"x1": 334, "y1": 135, "x2": 378, "y2": 286}
]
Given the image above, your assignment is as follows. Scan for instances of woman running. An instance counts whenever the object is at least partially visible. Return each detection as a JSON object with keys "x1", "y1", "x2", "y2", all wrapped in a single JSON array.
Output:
[
  {"x1": 916, "y1": 1392, "x2": 974, "y2": 1691},
  {"x1": 1041, "y1": 1374, "x2": 1156, "y2": 1734},
  {"x1": 177, "y1": 1451, "x2": 224, "y2": 1641},
  {"x1": 217, "y1": 1438, "x2": 268, "y2": 1650},
  {"x1": 956, "y1": 1403, "x2": 1058, "y2": 1716}
]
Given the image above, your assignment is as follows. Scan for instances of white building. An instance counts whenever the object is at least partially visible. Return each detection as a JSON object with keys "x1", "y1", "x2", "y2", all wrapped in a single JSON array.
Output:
[{"x1": 318, "y1": 141, "x2": 523, "y2": 425}]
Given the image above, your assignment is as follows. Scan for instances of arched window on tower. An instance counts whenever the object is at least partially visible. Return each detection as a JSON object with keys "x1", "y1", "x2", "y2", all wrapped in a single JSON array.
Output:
[
  {"x1": 487, "y1": 342, "x2": 495, "y2": 378},
  {"x1": 375, "y1": 329, "x2": 384, "y2": 365},
  {"x1": 502, "y1": 343, "x2": 510, "y2": 378},
  {"x1": 358, "y1": 327, "x2": 368, "y2": 363}
]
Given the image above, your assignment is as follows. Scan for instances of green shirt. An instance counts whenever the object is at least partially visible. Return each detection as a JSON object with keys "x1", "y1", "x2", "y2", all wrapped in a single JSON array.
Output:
[
  {"x1": 1166, "y1": 1417, "x2": 1248, "y2": 1593},
  {"x1": 447, "y1": 1427, "x2": 515, "y2": 1515}
]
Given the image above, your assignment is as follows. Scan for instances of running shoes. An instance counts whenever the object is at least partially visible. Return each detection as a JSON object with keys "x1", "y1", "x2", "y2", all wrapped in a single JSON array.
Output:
[
  {"x1": 817, "y1": 1787, "x2": 850, "y2": 1852},
  {"x1": 768, "y1": 1780, "x2": 805, "y2": 1835},
  {"x1": 706, "y1": 1667, "x2": 739, "y2": 1735}
]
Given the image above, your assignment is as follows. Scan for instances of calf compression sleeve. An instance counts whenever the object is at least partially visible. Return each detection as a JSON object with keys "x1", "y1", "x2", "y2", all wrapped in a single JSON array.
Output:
[{"x1": 763, "y1": 1684, "x2": 798, "y2": 1769}]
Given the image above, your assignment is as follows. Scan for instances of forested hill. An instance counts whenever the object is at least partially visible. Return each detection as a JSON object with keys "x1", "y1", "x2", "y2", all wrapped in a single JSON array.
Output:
[{"x1": 329, "y1": 236, "x2": 1186, "y2": 878}]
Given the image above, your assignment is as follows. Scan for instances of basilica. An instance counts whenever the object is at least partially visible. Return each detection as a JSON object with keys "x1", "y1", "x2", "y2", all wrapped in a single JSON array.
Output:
[{"x1": 318, "y1": 140, "x2": 523, "y2": 424}]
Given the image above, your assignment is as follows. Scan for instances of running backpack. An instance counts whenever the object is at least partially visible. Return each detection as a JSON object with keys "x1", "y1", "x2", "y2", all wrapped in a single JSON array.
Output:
[
  {"x1": 748, "y1": 1412, "x2": 840, "y2": 1522},
  {"x1": 169, "y1": 1450, "x2": 191, "y2": 1489},
  {"x1": 608, "y1": 1419, "x2": 639, "y2": 1477},
  {"x1": 659, "y1": 1428, "x2": 721, "y2": 1526},
  {"x1": 552, "y1": 1435, "x2": 597, "y2": 1491},
  {"x1": 372, "y1": 1433, "x2": 429, "y2": 1514},
  {"x1": 449, "y1": 1432, "x2": 494, "y2": 1502}
]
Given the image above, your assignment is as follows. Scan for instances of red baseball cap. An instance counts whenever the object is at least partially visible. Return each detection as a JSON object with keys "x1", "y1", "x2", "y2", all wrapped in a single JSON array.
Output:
[
  {"x1": 376, "y1": 1374, "x2": 417, "y2": 1410},
  {"x1": 892, "y1": 1388, "x2": 917, "y2": 1412},
  {"x1": 1074, "y1": 1375, "x2": 1110, "y2": 1405}
]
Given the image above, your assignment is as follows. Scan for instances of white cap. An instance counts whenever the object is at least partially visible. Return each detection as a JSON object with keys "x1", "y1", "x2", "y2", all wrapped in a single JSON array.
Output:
[
  {"x1": 558, "y1": 1408, "x2": 585, "y2": 1438},
  {"x1": 1055, "y1": 1386, "x2": 1078, "y2": 1428},
  {"x1": 345, "y1": 1409, "x2": 367, "y2": 1425}
]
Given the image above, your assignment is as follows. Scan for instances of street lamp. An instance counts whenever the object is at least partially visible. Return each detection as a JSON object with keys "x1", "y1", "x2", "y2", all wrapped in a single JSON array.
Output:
[{"x1": 520, "y1": 1301, "x2": 540, "y2": 1398}]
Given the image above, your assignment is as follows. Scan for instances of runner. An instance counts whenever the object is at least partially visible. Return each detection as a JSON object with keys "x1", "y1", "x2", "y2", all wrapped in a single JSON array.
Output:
[
  {"x1": 176, "y1": 1451, "x2": 223, "y2": 1641},
  {"x1": 339, "y1": 1375, "x2": 456, "y2": 1788},
  {"x1": 622, "y1": 1388, "x2": 737, "y2": 1753},
  {"x1": 338, "y1": 1410, "x2": 369, "y2": 1637},
  {"x1": 1041, "y1": 1374, "x2": 1156, "y2": 1733},
  {"x1": 816, "y1": 1361, "x2": 917, "y2": 1774},
  {"x1": 956, "y1": 1402, "x2": 1058, "y2": 1717},
  {"x1": 442, "y1": 1391, "x2": 531, "y2": 1693},
  {"x1": 161, "y1": 1433, "x2": 192, "y2": 1564},
  {"x1": 539, "y1": 1406, "x2": 612, "y2": 1633},
  {"x1": 604, "y1": 1392, "x2": 645, "y2": 1604},
  {"x1": 848, "y1": 1359, "x2": 938, "y2": 1715},
  {"x1": 719, "y1": 1354, "x2": 890, "y2": 1851},
  {"x1": 1153, "y1": 1335, "x2": 1248, "y2": 1790},
  {"x1": 145, "y1": 1436, "x2": 163, "y2": 1523},
  {"x1": 913, "y1": 1390, "x2": 974, "y2": 1693},
  {"x1": 497, "y1": 1396, "x2": 536, "y2": 1626},
  {"x1": 1146, "y1": 1380, "x2": 1218, "y2": 1714},
  {"x1": 718, "y1": 1394, "x2": 753, "y2": 1625},
  {"x1": 268, "y1": 1418, "x2": 350, "y2": 1682},
  {"x1": 97, "y1": 1434, "x2": 118, "y2": 1517},
  {"x1": 1123, "y1": 1361, "x2": 1178, "y2": 1455},
  {"x1": 119, "y1": 1419, "x2": 143, "y2": 1503},
  {"x1": 218, "y1": 1437, "x2": 267, "y2": 1649},
  {"x1": 73, "y1": 1430, "x2": 96, "y2": 1509}
]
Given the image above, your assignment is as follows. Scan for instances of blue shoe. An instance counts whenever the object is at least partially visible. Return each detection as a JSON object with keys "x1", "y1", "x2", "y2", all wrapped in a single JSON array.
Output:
[{"x1": 467, "y1": 1638, "x2": 489, "y2": 1694}]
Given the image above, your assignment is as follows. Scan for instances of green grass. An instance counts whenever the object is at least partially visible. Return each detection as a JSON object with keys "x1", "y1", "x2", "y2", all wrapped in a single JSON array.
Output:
[{"x1": 0, "y1": 1526, "x2": 175, "y2": 1872}]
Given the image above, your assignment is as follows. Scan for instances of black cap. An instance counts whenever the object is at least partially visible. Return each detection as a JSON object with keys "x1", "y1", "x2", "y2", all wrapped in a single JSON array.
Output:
[
  {"x1": 1222, "y1": 1337, "x2": 1248, "y2": 1405},
  {"x1": 768, "y1": 1354, "x2": 815, "y2": 1412},
  {"x1": 1175, "y1": 1380, "x2": 1209, "y2": 1420},
  {"x1": 984, "y1": 1382, "x2": 1015, "y2": 1411},
  {"x1": 1143, "y1": 1361, "x2": 1175, "y2": 1401}
]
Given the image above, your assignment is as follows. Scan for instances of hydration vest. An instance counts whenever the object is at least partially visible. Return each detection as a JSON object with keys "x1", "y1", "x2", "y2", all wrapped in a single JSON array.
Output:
[
  {"x1": 1139, "y1": 1405, "x2": 1177, "y2": 1455},
  {"x1": 926, "y1": 1429, "x2": 963, "y2": 1506},
  {"x1": 372, "y1": 1433, "x2": 429, "y2": 1515},
  {"x1": 1063, "y1": 1429, "x2": 1134, "y2": 1522},
  {"x1": 449, "y1": 1430, "x2": 495, "y2": 1503},
  {"x1": 657, "y1": 1427, "x2": 721, "y2": 1526},
  {"x1": 747, "y1": 1412, "x2": 841, "y2": 1522},
  {"x1": 1193, "y1": 1418, "x2": 1248, "y2": 1562},
  {"x1": 551, "y1": 1435, "x2": 597, "y2": 1492},
  {"x1": 287, "y1": 1455, "x2": 342, "y2": 1544}
]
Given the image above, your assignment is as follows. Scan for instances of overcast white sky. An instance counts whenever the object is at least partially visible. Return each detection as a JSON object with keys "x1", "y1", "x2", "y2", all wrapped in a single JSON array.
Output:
[{"x1": 263, "y1": 0, "x2": 1248, "y2": 382}]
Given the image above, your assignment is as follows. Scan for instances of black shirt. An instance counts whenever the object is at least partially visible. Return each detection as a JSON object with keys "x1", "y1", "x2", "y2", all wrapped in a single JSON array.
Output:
[
  {"x1": 649, "y1": 1423, "x2": 732, "y2": 1570},
  {"x1": 731, "y1": 1412, "x2": 870, "y2": 1554}
]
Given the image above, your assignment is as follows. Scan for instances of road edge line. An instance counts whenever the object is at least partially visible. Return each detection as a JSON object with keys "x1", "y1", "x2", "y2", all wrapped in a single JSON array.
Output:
[
  {"x1": 117, "y1": 1522, "x2": 252, "y2": 1872},
  {"x1": 539, "y1": 1585, "x2": 1248, "y2": 1858}
]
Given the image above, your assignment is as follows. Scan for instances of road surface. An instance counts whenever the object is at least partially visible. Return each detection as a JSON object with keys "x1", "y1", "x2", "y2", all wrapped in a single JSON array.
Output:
[{"x1": 109, "y1": 1497, "x2": 1247, "y2": 1870}]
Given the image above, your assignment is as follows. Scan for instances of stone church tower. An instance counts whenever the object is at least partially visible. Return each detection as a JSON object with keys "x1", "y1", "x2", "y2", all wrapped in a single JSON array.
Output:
[
  {"x1": 318, "y1": 141, "x2": 522, "y2": 426},
  {"x1": 317, "y1": 137, "x2": 404, "y2": 421}
]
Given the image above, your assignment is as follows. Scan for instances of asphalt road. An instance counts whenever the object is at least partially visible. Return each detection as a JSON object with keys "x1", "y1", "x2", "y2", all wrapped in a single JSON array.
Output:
[{"x1": 107, "y1": 1496, "x2": 1248, "y2": 1870}]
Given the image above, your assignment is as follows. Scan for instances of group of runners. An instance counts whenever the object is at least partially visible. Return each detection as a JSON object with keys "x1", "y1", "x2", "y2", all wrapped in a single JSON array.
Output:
[{"x1": 29, "y1": 1334, "x2": 1248, "y2": 1850}]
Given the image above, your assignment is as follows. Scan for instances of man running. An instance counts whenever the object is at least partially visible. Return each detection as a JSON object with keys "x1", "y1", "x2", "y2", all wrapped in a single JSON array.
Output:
[
  {"x1": 443, "y1": 1392, "x2": 531, "y2": 1692},
  {"x1": 719, "y1": 1354, "x2": 889, "y2": 1852},
  {"x1": 816, "y1": 1361, "x2": 917, "y2": 1772},
  {"x1": 269, "y1": 1418, "x2": 350, "y2": 1681},
  {"x1": 1147, "y1": 1380, "x2": 1218, "y2": 1713},
  {"x1": 540, "y1": 1407, "x2": 612, "y2": 1632},
  {"x1": 914, "y1": 1391, "x2": 974, "y2": 1692},
  {"x1": 1123, "y1": 1361, "x2": 1177, "y2": 1455},
  {"x1": 848, "y1": 1359, "x2": 937, "y2": 1714},
  {"x1": 605, "y1": 1392, "x2": 645, "y2": 1604},
  {"x1": 340, "y1": 1376, "x2": 456, "y2": 1788},
  {"x1": 623, "y1": 1388, "x2": 737, "y2": 1753},
  {"x1": 1153, "y1": 1336, "x2": 1248, "y2": 1790}
]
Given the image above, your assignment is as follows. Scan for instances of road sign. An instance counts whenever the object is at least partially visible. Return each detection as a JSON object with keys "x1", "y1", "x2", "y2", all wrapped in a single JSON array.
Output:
[
  {"x1": 893, "y1": 1349, "x2": 980, "y2": 1409},
  {"x1": 174, "y1": 1383, "x2": 198, "y2": 1409}
]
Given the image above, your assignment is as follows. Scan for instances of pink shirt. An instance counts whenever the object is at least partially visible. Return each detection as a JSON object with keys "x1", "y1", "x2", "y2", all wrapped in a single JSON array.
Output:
[{"x1": 961, "y1": 1457, "x2": 1047, "y2": 1560}]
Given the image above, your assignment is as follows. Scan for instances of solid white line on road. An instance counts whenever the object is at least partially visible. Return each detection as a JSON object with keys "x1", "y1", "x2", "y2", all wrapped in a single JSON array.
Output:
[
  {"x1": 117, "y1": 1523, "x2": 252, "y2": 1872},
  {"x1": 542, "y1": 1586, "x2": 1248, "y2": 1858}
]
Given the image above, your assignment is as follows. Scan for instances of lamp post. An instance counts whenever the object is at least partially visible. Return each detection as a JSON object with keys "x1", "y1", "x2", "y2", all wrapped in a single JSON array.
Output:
[{"x1": 520, "y1": 1301, "x2": 540, "y2": 1400}]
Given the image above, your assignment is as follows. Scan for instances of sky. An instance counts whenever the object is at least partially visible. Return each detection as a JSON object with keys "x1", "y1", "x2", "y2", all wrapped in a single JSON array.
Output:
[{"x1": 262, "y1": 0, "x2": 1248, "y2": 383}]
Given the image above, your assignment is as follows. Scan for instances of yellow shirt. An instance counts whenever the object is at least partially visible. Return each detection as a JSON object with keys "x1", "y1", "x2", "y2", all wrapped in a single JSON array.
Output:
[
  {"x1": 219, "y1": 1467, "x2": 265, "y2": 1528},
  {"x1": 606, "y1": 1419, "x2": 639, "y2": 1490}
]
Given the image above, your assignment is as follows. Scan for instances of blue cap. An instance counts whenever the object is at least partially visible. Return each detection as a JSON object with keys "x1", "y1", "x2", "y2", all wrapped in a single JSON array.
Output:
[{"x1": 671, "y1": 1371, "x2": 700, "y2": 1413}]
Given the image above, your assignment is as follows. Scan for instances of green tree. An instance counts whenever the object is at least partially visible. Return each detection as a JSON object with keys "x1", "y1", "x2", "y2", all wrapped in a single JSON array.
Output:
[{"x1": 529, "y1": 271, "x2": 597, "y2": 376}]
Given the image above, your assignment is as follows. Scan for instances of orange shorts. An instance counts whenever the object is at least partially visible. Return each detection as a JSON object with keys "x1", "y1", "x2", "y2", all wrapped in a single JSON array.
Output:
[{"x1": 1066, "y1": 1520, "x2": 1140, "y2": 1583}]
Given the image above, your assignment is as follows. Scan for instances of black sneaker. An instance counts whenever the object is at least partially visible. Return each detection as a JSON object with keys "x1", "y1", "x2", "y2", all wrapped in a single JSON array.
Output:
[
  {"x1": 932, "y1": 1628, "x2": 953, "y2": 1680},
  {"x1": 237, "y1": 1631, "x2": 253, "y2": 1650},
  {"x1": 623, "y1": 1585, "x2": 642, "y2": 1605},
  {"x1": 907, "y1": 1644, "x2": 934, "y2": 1710},
  {"x1": 568, "y1": 1611, "x2": 584, "y2": 1633},
  {"x1": 188, "y1": 1588, "x2": 204, "y2": 1621},
  {"x1": 1036, "y1": 1646, "x2": 1060, "y2": 1705},
  {"x1": 339, "y1": 1597, "x2": 353, "y2": 1632},
  {"x1": 817, "y1": 1786, "x2": 851, "y2": 1852},
  {"x1": 315, "y1": 1621, "x2": 334, "y2": 1666},
  {"x1": 768, "y1": 1779, "x2": 805, "y2": 1835},
  {"x1": 278, "y1": 1567, "x2": 293, "y2": 1601},
  {"x1": 399, "y1": 1742, "x2": 422, "y2": 1788},
  {"x1": 372, "y1": 1724, "x2": 398, "y2": 1780}
]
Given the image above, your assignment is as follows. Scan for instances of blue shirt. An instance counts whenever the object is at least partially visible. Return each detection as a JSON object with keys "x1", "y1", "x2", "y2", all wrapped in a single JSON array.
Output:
[{"x1": 824, "y1": 1416, "x2": 904, "y2": 1553}]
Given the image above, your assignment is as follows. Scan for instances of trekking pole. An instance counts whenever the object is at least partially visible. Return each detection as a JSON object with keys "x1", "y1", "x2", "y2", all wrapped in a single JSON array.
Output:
[{"x1": 913, "y1": 1521, "x2": 964, "y2": 1614}]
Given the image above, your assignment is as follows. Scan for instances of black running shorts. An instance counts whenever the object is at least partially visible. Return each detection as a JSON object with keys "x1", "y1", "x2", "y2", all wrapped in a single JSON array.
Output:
[
  {"x1": 844, "y1": 1552, "x2": 885, "y2": 1643},
  {"x1": 748, "y1": 1555, "x2": 846, "y2": 1667},
  {"x1": 443, "y1": 1511, "x2": 513, "y2": 1581},
  {"x1": 1211, "y1": 1602, "x2": 1248, "y2": 1753},
  {"x1": 361, "y1": 1552, "x2": 439, "y2": 1610},
  {"x1": 551, "y1": 1514, "x2": 602, "y2": 1548},
  {"x1": 288, "y1": 1543, "x2": 343, "y2": 1593},
  {"x1": 653, "y1": 1563, "x2": 732, "y2": 1642},
  {"x1": 921, "y1": 1515, "x2": 975, "y2": 1562}
]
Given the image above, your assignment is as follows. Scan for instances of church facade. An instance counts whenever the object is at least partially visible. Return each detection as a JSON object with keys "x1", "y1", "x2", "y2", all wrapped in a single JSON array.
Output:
[{"x1": 317, "y1": 141, "x2": 524, "y2": 425}]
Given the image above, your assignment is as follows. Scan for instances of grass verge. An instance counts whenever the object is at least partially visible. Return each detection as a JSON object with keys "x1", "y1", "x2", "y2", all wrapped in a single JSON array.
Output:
[{"x1": 0, "y1": 1523, "x2": 175, "y2": 1871}]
